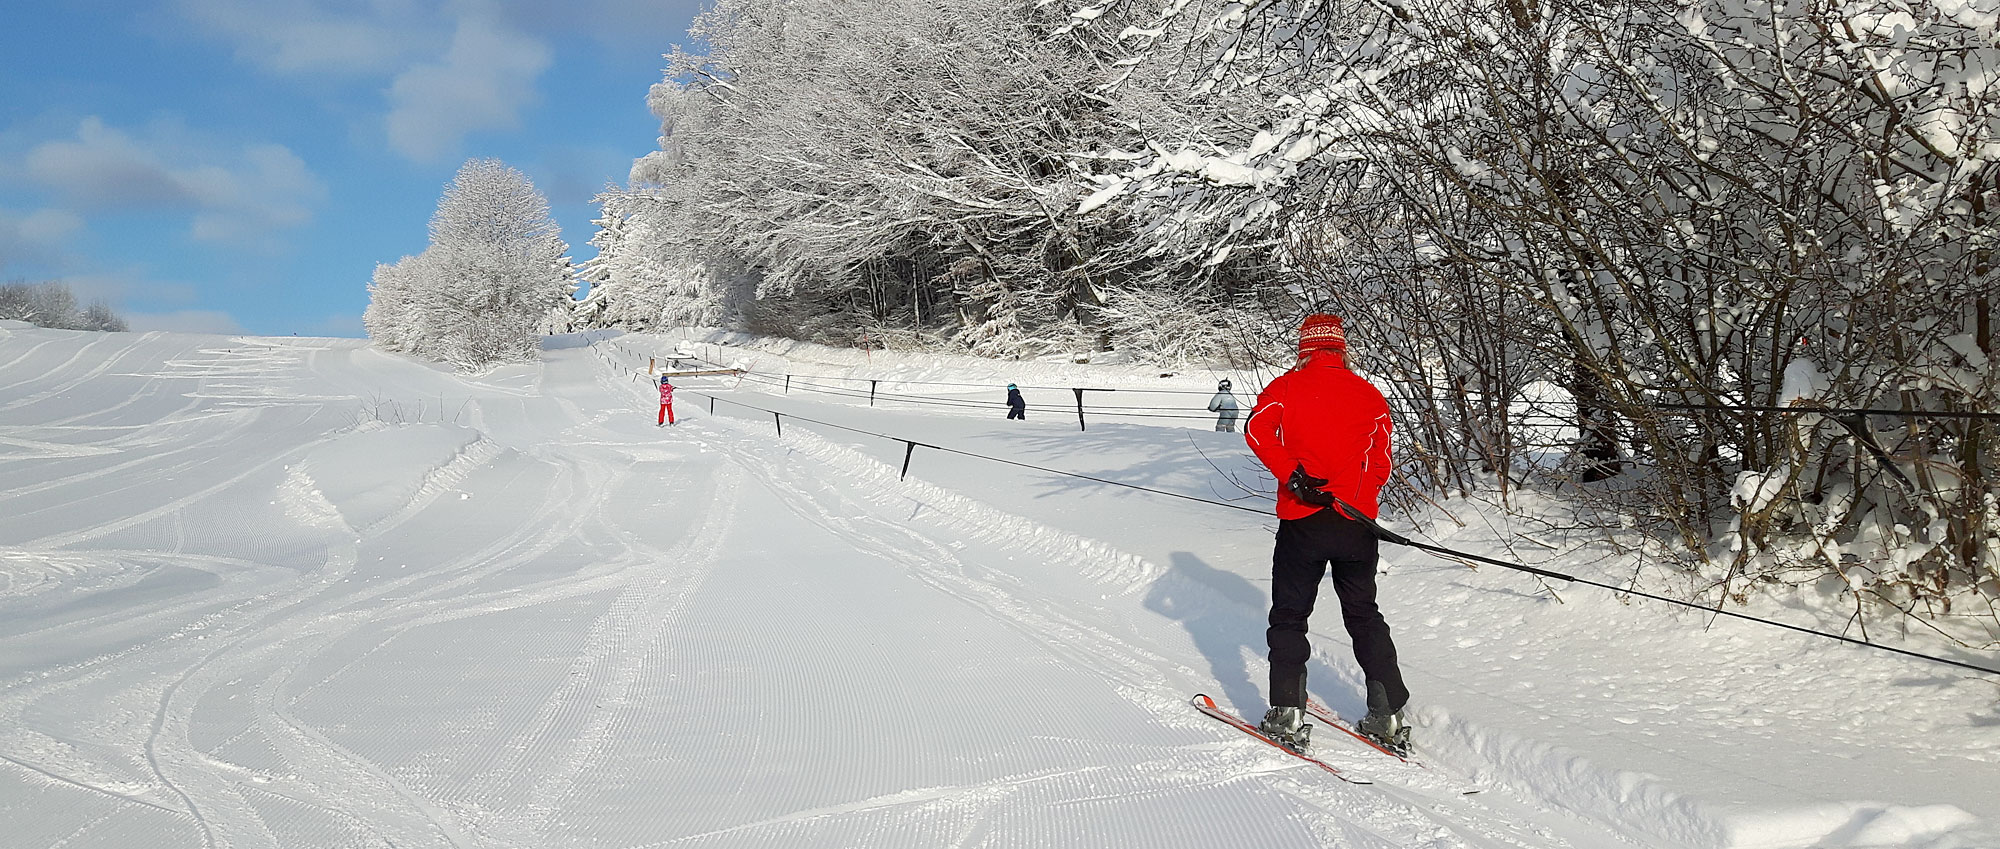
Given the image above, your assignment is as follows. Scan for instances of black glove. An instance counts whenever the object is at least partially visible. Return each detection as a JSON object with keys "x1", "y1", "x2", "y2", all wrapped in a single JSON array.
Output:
[{"x1": 1286, "y1": 463, "x2": 1335, "y2": 507}]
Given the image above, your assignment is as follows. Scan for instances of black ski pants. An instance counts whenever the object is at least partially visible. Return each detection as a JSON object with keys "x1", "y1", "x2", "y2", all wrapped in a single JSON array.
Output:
[{"x1": 1267, "y1": 507, "x2": 1409, "y2": 712}]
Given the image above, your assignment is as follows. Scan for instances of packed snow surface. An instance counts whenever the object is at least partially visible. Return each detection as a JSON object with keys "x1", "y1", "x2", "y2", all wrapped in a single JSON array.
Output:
[{"x1": 1, "y1": 325, "x2": 1996, "y2": 849}]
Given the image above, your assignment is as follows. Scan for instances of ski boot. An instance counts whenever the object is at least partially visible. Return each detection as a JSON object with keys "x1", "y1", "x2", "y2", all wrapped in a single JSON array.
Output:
[
  {"x1": 1358, "y1": 682, "x2": 1411, "y2": 756},
  {"x1": 1356, "y1": 709, "x2": 1410, "y2": 756},
  {"x1": 1258, "y1": 706, "x2": 1313, "y2": 752}
]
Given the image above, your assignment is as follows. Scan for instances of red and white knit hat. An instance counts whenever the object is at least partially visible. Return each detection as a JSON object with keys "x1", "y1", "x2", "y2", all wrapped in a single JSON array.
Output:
[{"x1": 1297, "y1": 313, "x2": 1346, "y2": 355}]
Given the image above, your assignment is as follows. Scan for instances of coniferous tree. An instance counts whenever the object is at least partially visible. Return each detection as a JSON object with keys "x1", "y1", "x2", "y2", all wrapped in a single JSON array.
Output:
[{"x1": 576, "y1": 190, "x2": 724, "y2": 331}]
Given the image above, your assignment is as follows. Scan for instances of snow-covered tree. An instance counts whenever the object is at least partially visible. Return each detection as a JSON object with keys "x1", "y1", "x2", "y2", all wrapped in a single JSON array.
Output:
[
  {"x1": 576, "y1": 0, "x2": 1249, "y2": 359},
  {"x1": 1060, "y1": 0, "x2": 2000, "y2": 625},
  {"x1": 365, "y1": 159, "x2": 574, "y2": 371},
  {"x1": 0, "y1": 280, "x2": 127, "y2": 331},
  {"x1": 0, "y1": 282, "x2": 40, "y2": 325},
  {"x1": 362, "y1": 254, "x2": 425, "y2": 352},
  {"x1": 575, "y1": 189, "x2": 724, "y2": 331},
  {"x1": 78, "y1": 300, "x2": 127, "y2": 332}
]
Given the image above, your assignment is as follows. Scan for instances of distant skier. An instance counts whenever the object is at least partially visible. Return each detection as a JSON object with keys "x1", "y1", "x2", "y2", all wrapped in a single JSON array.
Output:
[
  {"x1": 1207, "y1": 379, "x2": 1241, "y2": 432},
  {"x1": 658, "y1": 375, "x2": 676, "y2": 426},
  {"x1": 1245, "y1": 314, "x2": 1409, "y2": 755},
  {"x1": 1005, "y1": 383, "x2": 1026, "y2": 420}
]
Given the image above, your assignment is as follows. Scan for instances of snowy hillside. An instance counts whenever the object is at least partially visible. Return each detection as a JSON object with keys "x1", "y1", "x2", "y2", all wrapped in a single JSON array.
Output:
[{"x1": 2, "y1": 324, "x2": 1996, "y2": 849}]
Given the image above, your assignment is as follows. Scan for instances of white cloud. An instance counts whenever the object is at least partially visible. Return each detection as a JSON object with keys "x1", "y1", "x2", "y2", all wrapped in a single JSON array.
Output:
[
  {"x1": 177, "y1": 0, "x2": 701, "y2": 73},
  {"x1": 24, "y1": 119, "x2": 195, "y2": 210},
  {"x1": 186, "y1": 145, "x2": 322, "y2": 242},
  {"x1": 175, "y1": 0, "x2": 434, "y2": 75},
  {"x1": 384, "y1": 16, "x2": 552, "y2": 161},
  {"x1": 124, "y1": 309, "x2": 247, "y2": 335},
  {"x1": 20, "y1": 118, "x2": 326, "y2": 248},
  {"x1": 171, "y1": 1, "x2": 695, "y2": 163},
  {"x1": 0, "y1": 208, "x2": 84, "y2": 269}
]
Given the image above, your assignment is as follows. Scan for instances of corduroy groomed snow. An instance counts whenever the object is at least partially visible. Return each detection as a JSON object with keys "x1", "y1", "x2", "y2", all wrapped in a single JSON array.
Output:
[{"x1": 1297, "y1": 314, "x2": 1346, "y2": 355}]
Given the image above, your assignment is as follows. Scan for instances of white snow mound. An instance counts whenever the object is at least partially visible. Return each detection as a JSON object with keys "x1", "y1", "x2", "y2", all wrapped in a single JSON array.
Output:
[{"x1": 283, "y1": 423, "x2": 493, "y2": 531}]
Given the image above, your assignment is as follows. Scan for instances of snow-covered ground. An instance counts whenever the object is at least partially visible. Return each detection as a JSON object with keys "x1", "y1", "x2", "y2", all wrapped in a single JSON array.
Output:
[{"x1": 2, "y1": 324, "x2": 1996, "y2": 849}]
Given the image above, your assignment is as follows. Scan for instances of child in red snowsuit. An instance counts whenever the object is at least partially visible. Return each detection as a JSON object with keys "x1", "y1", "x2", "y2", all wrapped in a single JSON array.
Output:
[{"x1": 658, "y1": 377, "x2": 675, "y2": 426}]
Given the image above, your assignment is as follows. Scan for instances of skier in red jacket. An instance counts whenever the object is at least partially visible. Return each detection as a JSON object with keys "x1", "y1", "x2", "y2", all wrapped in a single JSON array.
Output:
[
  {"x1": 1245, "y1": 313, "x2": 1409, "y2": 754},
  {"x1": 657, "y1": 376, "x2": 676, "y2": 426}
]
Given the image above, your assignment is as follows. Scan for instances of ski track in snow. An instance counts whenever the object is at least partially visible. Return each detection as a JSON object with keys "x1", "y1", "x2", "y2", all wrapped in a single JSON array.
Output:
[{"x1": 1, "y1": 327, "x2": 1992, "y2": 849}]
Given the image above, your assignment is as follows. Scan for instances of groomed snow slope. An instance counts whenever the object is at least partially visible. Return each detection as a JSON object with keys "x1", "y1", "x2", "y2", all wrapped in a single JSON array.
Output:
[{"x1": 0, "y1": 324, "x2": 1994, "y2": 849}]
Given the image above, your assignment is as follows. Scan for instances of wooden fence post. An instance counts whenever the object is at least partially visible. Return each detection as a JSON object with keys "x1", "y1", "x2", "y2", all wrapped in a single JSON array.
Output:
[{"x1": 1071, "y1": 388, "x2": 1116, "y2": 431}]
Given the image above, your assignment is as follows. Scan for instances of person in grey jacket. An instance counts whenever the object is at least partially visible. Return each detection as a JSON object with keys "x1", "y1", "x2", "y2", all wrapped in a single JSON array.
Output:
[{"x1": 1208, "y1": 379, "x2": 1241, "y2": 432}]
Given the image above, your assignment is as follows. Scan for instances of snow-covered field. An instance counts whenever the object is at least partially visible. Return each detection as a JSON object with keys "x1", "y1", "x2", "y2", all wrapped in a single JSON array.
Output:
[{"x1": 2, "y1": 322, "x2": 1997, "y2": 849}]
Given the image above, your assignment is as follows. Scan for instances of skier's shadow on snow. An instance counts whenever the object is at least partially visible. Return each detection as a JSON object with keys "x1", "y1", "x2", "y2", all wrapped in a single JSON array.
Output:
[
  {"x1": 1146, "y1": 551, "x2": 1372, "y2": 719},
  {"x1": 1146, "y1": 551, "x2": 1270, "y2": 713}
]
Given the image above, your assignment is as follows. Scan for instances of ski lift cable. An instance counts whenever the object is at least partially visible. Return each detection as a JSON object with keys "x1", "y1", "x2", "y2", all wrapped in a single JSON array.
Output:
[
  {"x1": 681, "y1": 386, "x2": 1262, "y2": 509},
  {"x1": 1326, "y1": 500, "x2": 2000, "y2": 678},
  {"x1": 673, "y1": 352, "x2": 1603, "y2": 416},
  {"x1": 674, "y1": 351, "x2": 2000, "y2": 421},
  {"x1": 736, "y1": 373, "x2": 1222, "y2": 421},
  {"x1": 678, "y1": 353, "x2": 1563, "y2": 418},
  {"x1": 621, "y1": 342, "x2": 2000, "y2": 676},
  {"x1": 664, "y1": 380, "x2": 2000, "y2": 680},
  {"x1": 688, "y1": 358, "x2": 1230, "y2": 421},
  {"x1": 681, "y1": 356, "x2": 1263, "y2": 396},
  {"x1": 776, "y1": 370, "x2": 1243, "y2": 413},
  {"x1": 1653, "y1": 403, "x2": 2000, "y2": 421}
]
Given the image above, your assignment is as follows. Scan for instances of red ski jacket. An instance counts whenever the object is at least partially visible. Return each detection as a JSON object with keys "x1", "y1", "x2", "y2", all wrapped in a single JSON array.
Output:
[
  {"x1": 659, "y1": 382, "x2": 675, "y2": 404},
  {"x1": 1244, "y1": 351, "x2": 1393, "y2": 521}
]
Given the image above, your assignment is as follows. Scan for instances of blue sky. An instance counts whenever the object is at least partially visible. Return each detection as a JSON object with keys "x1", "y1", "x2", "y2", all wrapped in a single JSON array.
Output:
[{"x1": 0, "y1": 0, "x2": 704, "y2": 336}]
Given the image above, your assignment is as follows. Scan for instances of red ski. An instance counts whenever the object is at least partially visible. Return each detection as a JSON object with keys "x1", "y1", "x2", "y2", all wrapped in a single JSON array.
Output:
[
  {"x1": 1304, "y1": 696, "x2": 1416, "y2": 764},
  {"x1": 1189, "y1": 694, "x2": 1368, "y2": 784},
  {"x1": 1303, "y1": 698, "x2": 1489, "y2": 795}
]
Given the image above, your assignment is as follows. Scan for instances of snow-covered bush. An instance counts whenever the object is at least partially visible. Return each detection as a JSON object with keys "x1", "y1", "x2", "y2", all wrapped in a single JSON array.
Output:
[
  {"x1": 1091, "y1": 283, "x2": 1269, "y2": 369},
  {"x1": 364, "y1": 159, "x2": 574, "y2": 371},
  {"x1": 0, "y1": 280, "x2": 127, "y2": 331}
]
